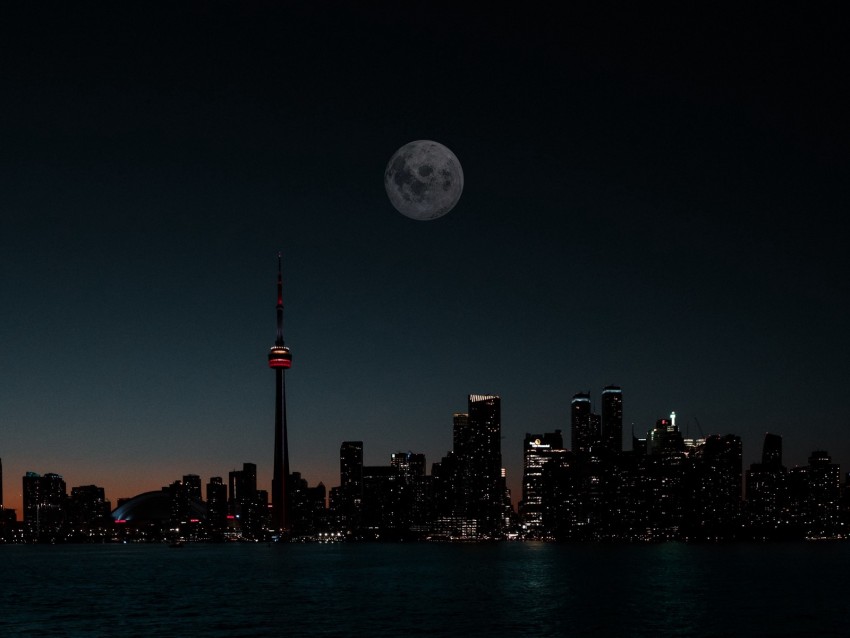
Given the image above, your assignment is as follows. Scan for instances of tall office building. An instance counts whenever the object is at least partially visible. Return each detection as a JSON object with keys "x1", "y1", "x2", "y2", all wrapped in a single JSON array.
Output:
[
  {"x1": 268, "y1": 254, "x2": 293, "y2": 535},
  {"x1": 571, "y1": 392, "x2": 597, "y2": 454},
  {"x1": 806, "y1": 450, "x2": 841, "y2": 534},
  {"x1": 601, "y1": 386, "x2": 623, "y2": 452},
  {"x1": 0, "y1": 457, "x2": 3, "y2": 510},
  {"x1": 68, "y1": 485, "x2": 110, "y2": 527},
  {"x1": 762, "y1": 433, "x2": 783, "y2": 467},
  {"x1": 684, "y1": 434, "x2": 742, "y2": 536},
  {"x1": 182, "y1": 474, "x2": 202, "y2": 502},
  {"x1": 520, "y1": 430, "x2": 567, "y2": 535},
  {"x1": 229, "y1": 463, "x2": 257, "y2": 515},
  {"x1": 22, "y1": 471, "x2": 67, "y2": 539},
  {"x1": 340, "y1": 441, "x2": 364, "y2": 489},
  {"x1": 229, "y1": 462, "x2": 265, "y2": 539},
  {"x1": 457, "y1": 394, "x2": 503, "y2": 537},
  {"x1": 206, "y1": 476, "x2": 228, "y2": 535},
  {"x1": 338, "y1": 441, "x2": 364, "y2": 533},
  {"x1": 745, "y1": 433, "x2": 787, "y2": 534}
]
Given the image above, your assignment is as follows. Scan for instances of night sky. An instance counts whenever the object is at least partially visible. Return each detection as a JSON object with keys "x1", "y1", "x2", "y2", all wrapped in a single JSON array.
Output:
[{"x1": 2, "y1": 4, "x2": 848, "y2": 513}]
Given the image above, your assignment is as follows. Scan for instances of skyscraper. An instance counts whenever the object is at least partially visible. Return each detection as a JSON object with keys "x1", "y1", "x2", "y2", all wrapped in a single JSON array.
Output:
[
  {"x1": 601, "y1": 386, "x2": 623, "y2": 452},
  {"x1": 458, "y1": 394, "x2": 503, "y2": 537},
  {"x1": 206, "y1": 476, "x2": 228, "y2": 536},
  {"x1": 762, "y1": 433, "x2": 783, "y2": 467},
  {"x1": 268, "y1": 253, "x2": 293, "y2": 535},
  {"x1": 571, "y1": 392, "x2": 596, "y2": 454},
  {"x1": 22, "y1": 471, "x2": 67, "y2": 540},
  {"x1": 745, "y1": 432, "x2": 787, "y2": 535},
  {"x1": 520, "y1": 430, "x2": 567, "y2": 535},
  {"x1": 338, "y1": 441, "x2": 364, "y2": 533}
]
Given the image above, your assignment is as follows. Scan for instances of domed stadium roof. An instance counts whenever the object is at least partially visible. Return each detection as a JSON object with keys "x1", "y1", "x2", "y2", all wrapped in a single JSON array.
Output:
[{"x1": 111, "y1": 490, "x2": 206, "y2": 523}]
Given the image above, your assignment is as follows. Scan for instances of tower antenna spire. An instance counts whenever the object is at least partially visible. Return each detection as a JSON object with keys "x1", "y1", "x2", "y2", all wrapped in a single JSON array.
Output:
[{"x1": 276, "y1": 251, "x2": 284, "y2": 346}]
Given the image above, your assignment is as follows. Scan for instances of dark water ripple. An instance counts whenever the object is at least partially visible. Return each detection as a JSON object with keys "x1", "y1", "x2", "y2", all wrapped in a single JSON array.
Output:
[{"x1": 1, "y1": 542, "x2": 849, "y2": 637}]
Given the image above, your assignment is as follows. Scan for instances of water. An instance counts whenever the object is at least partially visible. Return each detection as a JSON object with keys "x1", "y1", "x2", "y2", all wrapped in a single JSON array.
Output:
[{"x1": 1, "y1": 542, "x2": 848, "y2": 637}]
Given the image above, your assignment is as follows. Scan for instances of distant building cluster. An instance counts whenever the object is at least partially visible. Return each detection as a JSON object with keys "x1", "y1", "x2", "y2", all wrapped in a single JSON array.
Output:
[{"x1": 1, "y1": 388, "x2": 848, "y2": 543}]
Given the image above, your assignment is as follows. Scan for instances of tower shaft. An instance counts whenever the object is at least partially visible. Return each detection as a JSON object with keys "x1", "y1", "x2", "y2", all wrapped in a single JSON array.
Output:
[{"x1": 272, "y1": 368, "x2": 290, "y2": 533}]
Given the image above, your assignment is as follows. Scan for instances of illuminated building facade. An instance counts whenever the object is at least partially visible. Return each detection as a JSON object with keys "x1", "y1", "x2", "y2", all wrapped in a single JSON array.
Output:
[
  {"x1": 520, "y1": 430, "x2": 567, "y2": 536},
  {"x1": 462, "y1": 394, "x2": 503, "y2": 537}
]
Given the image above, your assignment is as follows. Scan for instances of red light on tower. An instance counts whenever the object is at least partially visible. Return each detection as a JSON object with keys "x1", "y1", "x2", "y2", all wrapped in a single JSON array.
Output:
[{"x1": 268, "y1": 345, "x2": 292, "y2": 368}]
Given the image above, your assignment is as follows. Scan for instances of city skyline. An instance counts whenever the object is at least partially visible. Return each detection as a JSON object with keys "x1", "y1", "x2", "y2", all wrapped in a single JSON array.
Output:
[
  {"x1": 2, "y1": 6, "x2": 848, "y2": 516},
  {"x1": 2, "y1": 383, "x2": 846, "y2": 518}
]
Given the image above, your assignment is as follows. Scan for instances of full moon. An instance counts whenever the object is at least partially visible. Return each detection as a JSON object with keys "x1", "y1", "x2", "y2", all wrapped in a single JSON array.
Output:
[{"x1": 384, "y1": 140, "x2": 464, "y2": 221}]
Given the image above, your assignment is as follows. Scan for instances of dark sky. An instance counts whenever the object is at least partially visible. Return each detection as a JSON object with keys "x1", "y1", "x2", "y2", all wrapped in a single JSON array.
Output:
[{"x1": 1, "y1": 3, "x2": 848, "y2": 511}]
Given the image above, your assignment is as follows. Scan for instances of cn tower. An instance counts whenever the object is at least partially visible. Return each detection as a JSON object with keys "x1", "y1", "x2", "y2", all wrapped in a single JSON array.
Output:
[{"x1": 268, "y1": 253, "x2": 292, "y2": 536}]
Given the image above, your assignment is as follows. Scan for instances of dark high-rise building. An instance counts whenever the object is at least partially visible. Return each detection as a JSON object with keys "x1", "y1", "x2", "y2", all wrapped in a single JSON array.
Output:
[
  {"x1": 806, "y1": 450, "x2": 841, "y2": 535},
  {"x1": 745, "y1": 433, "x2": 788, "y2": 536},
  {"x1": 228, "y1": 462, "x2": 265, "y2": 539},
  {"x1": 206, "y1": 476, "x2": 228, "y2": 535},
  {"x1": 453, "y1": 412, "x2": 471, "y2": 457},
  {"x1": 461, "y1": 394, "x2": 503, "y2": 537},
  {"x1": 340, "y1": 441, "x2": 364, "y2": 490},
  {"x1": 683, "y1": 434, "x2": 742, "y2": 538},
  {"x1": 570, "y1": 392, "x2": 597, "y2": 454},
  {"x1": 338, "y1": 441, "x2": 364, "y2": 534},
  {"x1": 229, "y1": 463, "x2": 257, "y2": 514},
  {"x1": 520, "y1": 430, "x2": 567, "y2": 536},
  {"x1": 391, "y1": 452, "x2": 426, "y2": 480},
  {"x1": 289, "y1": 472, "x2": 327, "y2": 536},
  {"x1": 391, "y1": 452, "x2": 428, "y2": 535},
  {"x1": 22, "y1": 471, "x2": 67, "y2": 540},
  {"x1": 361, "y1": 465, "x2": 407, "y2": 537},
  {"x1": 68, "y1": 485, "x2": 110, "y2": 528},
  {"x1": 268, "y1": 253, "x2": 293, "y2": 535},
  {"x1": 182, "y1": 475, "x2": 202, "y2": 502},
  {"x1": 762, "y1": 433, "x2": 783, "y2": 467},
  {"x1": 601, "y1": 386, "x2": 623, "y2": 452},
  {"x1": 0, "y1": 457, "x2": 4, "y2": 510}
]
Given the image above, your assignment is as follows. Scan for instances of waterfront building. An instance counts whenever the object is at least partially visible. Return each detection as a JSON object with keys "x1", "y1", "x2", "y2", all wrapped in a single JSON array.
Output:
[
  {"x1": 182, "y1": 474, "x2": 202, "y2": 501},
  {"x1": 463, "y1": 394, "x2": 503, "y2": 537},
  {"x1": 745, "y1": 433, "x2": 788, "y2": 536},
  {"x1": 68, "y1": 485, "x2": 110, "y2": 528},
  {"x1": 683, "y1": 434, "x2": 743, "y2": 539},
  {"x1": 520, "y1": 430, "x2": 567, "y2": 536},
  {"x1": 22, "y1": 471, "x2": 67, "y2": 540},
  {"x1": 229, "y1": 462, "x2": 266, "y2": 539},
  {"x1": 206, "y1": 476, "x2": 228, "y2": 536}
]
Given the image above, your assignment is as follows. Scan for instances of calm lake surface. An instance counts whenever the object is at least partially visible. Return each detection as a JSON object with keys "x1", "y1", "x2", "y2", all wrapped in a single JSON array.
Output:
[{"x1": 1, "y1": 542, "x2": 848, "y2": 637}]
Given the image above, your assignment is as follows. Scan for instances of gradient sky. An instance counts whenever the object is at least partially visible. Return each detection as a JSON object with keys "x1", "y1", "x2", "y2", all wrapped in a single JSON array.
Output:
[{"x1": 1, "y1": 5, "x2": 848, "y2": 513}]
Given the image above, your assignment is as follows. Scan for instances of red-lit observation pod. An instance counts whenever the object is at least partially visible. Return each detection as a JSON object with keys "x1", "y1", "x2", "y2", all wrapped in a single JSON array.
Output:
[{"x1": 268, "y1": 345, "x2": 292, "y2": 368}]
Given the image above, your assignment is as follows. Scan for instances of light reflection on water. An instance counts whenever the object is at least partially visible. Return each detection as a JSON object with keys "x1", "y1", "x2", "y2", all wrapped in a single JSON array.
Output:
[{"x1": 1, "y1": 542, "x2": 848, "y2": 637}]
